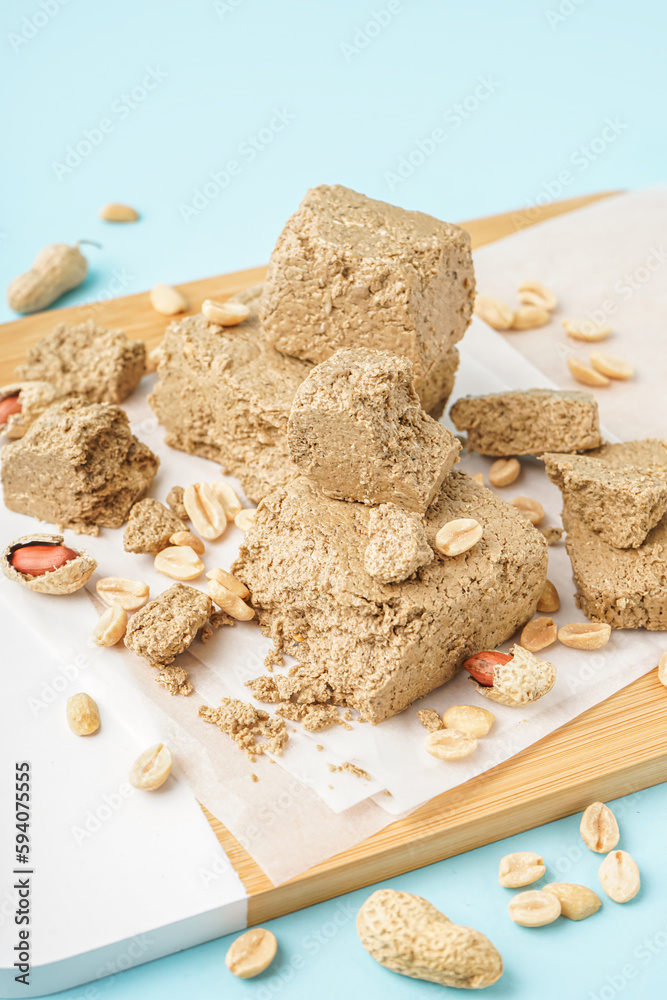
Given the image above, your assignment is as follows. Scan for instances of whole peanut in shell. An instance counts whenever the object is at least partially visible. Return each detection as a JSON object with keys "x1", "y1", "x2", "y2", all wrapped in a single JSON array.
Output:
[{"x1": 7, "y1": 243, "x2": 88, "y2": 313}]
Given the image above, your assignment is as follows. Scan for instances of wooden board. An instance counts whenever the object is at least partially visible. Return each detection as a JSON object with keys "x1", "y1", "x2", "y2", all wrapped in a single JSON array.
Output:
[{"x1": 6, "y1": 188, "x2": 665, "y2": 927}]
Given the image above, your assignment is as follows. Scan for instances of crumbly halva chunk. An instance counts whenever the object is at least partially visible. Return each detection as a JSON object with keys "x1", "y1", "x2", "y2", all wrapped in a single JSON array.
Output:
[
  {"x1": 124, "y1": 583, "x2": 212, "y2": 667},
  {"x1": 450, "y1": 389, "x2": 602, "y2": 456},
  {"x1": 542, "y1": 451, "x2": 667, "y2": 548},
  {"x1": 198, "y1": 697, "x2": 289, "y2": 758},
  {"x1": 233, "y1": 471, "x2": 548, "y2": 724},
  {"x1": 562, "y1": 440, "x2": 667, "y2": 629},
  {"x1": 123, "y1": 498, "x2": 187, "y2": 555},
  {"x1": 0, "y1": 381, "x2": 64, "y2": 439},
  {"x1": 288, "y1": 349, "x2": 460, "y2": 512},
  {"x1": 364, "y1": 504, "x2": 433, "y2": 583},
  {"x1": 1, "y1": 399, "x2": 158, "y2": 533},
  {"x1": 166, "y1": 485, "x2": 188, "y2": 520},
  {"x1": 260, "y1": 184, "x2": 475, "y2": 380},
  {"x1": 149, "y1": 288, "x2": 460, "y2": 503},
  {"x1": 15, "y1": 320, "x2": 146, "y2": 404}
]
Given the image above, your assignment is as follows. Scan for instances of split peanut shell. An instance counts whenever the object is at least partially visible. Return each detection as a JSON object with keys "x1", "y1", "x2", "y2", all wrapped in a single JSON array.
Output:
[{"x1": 1, "y1": 534, "x2": 96, "y2": 595}]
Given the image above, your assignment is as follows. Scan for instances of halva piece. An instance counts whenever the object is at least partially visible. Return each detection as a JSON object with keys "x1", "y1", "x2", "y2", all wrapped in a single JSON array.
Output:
[
  {"x1": 233, "y1": 471, "x2": 547, "y2": 724},
  {"x1": 287, "y1": 348, "x2": 460, "y2": 511},
  {"x1": 260, "y1": 185, "x2": 475, "y2": 381},
  {"x1": 123, "y1": 498, "x2": 187, "y2": 555},
  {"x1": 1, "y1": 399, "x2": 158, "y2": 533},
  {"x1": 562, "y1": 440, "x2": 667, "y2": 629},
  {"x1": 15, "y1": 320, "x2": 146, "y2": 404},
  {"x1": 364, "y1": 504, "x2": 434, "y2": 584},
  {"x1": 149, "y1": 288, "x2": 460, "y2": 503},
  {"x1": 124, "y1": 583, "x2": 212, "y2": 666},
  {"x1": 450, "y1": 389, "x2": 602, "y2": 456},
  {"x1": 542, "y1": 451, "x2": 667, "y2": 549}
]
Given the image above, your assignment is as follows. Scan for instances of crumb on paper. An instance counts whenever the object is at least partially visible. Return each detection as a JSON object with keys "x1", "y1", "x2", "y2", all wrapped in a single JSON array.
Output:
[
  {"x1": 251, "y1": 773, "x2": 258, "y2": 783},
  {"x1": 264, "y1": 644, "x2": 285, "y2": 671},
  {"x1": 277, "y1": 702, "x2": 351, "y2": 732},
  {"x1": 198, "y1": 697, "x2": 289, "y2": 760},
  {"x1": 201, "y1": 609, "x2": 235, "y2": 643},
  {"x1": 383, "y1": 790, "x2": 392, "y2": 797},
  {"x1": 316, "y1": 744, "x2": 324, "y2": 751},
  {"x1": 166, "y1": 485, "x2": 188, "y2": 521},
  {"x1": 327, "y1": 761, "x2": 371, "y2": 781},
  {"x1": 156, "y1": 665, "x2": 193, "y2": 697},
  {"x1": 417, "y1": 708, "x2": 445, "y2": 732},
  {"x1": 246, "y1": 673, "x2": 340, "y2": 706},
  {"x1": 541, "y1": 525, "x2": 563, "y2": 545}
]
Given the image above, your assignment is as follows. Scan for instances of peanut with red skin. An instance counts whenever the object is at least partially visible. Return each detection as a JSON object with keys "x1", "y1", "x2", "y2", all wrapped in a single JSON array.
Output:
[
  {"x1": 10, "y1": 544, "x2": 78, "y2": 576},
  {"x1": 0, "y1": 395, "x2": 21, "y2": 426},
  {"x1": 463, "y1": 650, "x2": 512, "y2": 686}
]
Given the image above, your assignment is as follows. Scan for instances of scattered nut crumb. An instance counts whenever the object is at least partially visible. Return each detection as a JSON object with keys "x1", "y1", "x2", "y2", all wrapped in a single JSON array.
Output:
[
  {"x1": 327, "y1": 761, "x2": 371, "y2": 780},
  {"x1": 198, "y1": 698, "x2": 289, "y2": 759},
  {"x1": 417, "y1": 708, "x2": 445, "y2": 732}
]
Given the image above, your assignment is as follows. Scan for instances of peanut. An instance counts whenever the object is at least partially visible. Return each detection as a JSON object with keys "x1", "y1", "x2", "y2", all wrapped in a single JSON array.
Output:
[
  {"x1": 498, "y1": 852, "x2": 546, "y2": 888},
  {"x1": 99, "y1": 202, "x2": 139, "y2": 222},
  {"x1": 488, "y1": 458, "x2": 520, "y2": 487},
  {"x1": 463, "y1": 650, "x2": 512, "y2": 686},
  {"x1": 183, "y1": 483, "x2": 228, "y2": 540},
  {"x1": 537, "y1": 579, "x2": 560, "y2": 613},
  {"x1": 208, "y1": 579, "x2": 255, "y2": 620},
  {"x1": 580, "y1": 801, "x2": 620, "y2": 853},
  {"x1": 470, "y1": 472, "x2": 484, "y2": 484},
  {"x1": 424, "y1": 728, "x2": 477, "y2": 760},
  {"x1": 511, "y1": 305, "x2": 550, "y2": 330},
  {"x1": 206, "y1": 567, "x2": 249, "y2": 600},
  {"x1": 518, "y1": 280, "x2": 557, "y2": 312},
  {"x1": 511, "y1": 496, "x2": 545, "y2": 526},
  {"x1": 508, "y1": 889, "x2": 561, "y2": 927},
  {"x1": 92, "y1": 606, "x2": 128, "y2": 646},
  {"x1": 96, "y1": 577, "x2": 150, "y2": 611},
  {"x1": 10, "y1": 543, "x2": 77, "y2": 575},
  {"x1": 129, "y1": 743, "x2": 173, "y2": 791},
  {"x1": 562, "y1": 318, "x2": 611, "y2": 342},
  {"x1": 542, "y1": 883, "x2": 601, "y2": 920},
  {"x1": 442, "y1": 704, "x2": 495, "y2": 738},
  {"x1": 0, "y1": 394, "x2": 22, "y2": 429},
  {"x1": 169, "y1": 530, "x2": 205, "y2": 555},
  {"x1": 150, "y1": 283, "x2": 188, "y2": 316},
  {"x1": 202, "y1": 299, "x2": 250, "y2": 326},
  {"x1": 66, "y1": 693, "x2": 100, "y2": 736},
  {"x1": 7, "y1": 243, "x2": 88, "y2": 314},
  {"x1": 145, "y1": 346, "x2": 162, "y2": 373},
  {"x1": 598, "y1": 850, "x2": 640, "y2": 903},
  {"x1": 521, "y1": 616, "x2": 557, "y2": 652},
  {"x1": 434, "y1": 518, "x2": 483, "y2": 557},
  {"x1": 468, "y1": 644, "x2": 557, "y2": 707},
  {"x1": 356, "y1": 889, "x2": 504, "y2": 989},
  {"x1": 212, "y1": 479, "x2": 242, "y2": 520},
  {"x1": 589, "y1": 351, "x2": 634, "y2": 380},
  {"x1": 473, "y1": 295, "x2": 514, "y2": 331},
  {"x1": 2, "y1": 534, "x2": 96, "y2": 595},
  {"x1": 225, "y1": 928, "x2": 277, "y2": 979},
  {"x1": 567, "y1": 356, "x2": 610, "y2": 387},
  {"x1": 234, "y1": 508, "x2": 257, "y2": 532},
  {"x1": 658, "y1": 651, "x2": 667, "y2": 687},
  {"x1": 154, "y1": 545, "x2": 204, "y2": 581},
  {"x1": 558, "y1": 622, "x2": 611, "y2": 650}
]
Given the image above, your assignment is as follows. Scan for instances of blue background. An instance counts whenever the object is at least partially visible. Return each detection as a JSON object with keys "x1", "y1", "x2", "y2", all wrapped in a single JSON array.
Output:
[{"x1": 2, "y1": 0, "x2": 666, "y2": 996}]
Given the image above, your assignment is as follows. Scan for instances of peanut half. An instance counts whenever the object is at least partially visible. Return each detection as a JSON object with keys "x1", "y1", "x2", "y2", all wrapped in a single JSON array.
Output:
[
  {"x1": 202, "y1": 299, "x2": 250, "y2": 327},
  {"x1": 208, "y1": 579, "x2": 255, "y2": 621},
  {"x1": 154, "y1": 545, "x2": 204, "y2": 582},
  {"x1": 543, "y1": 883, "x2": 601, "y2": 920},
  {"x1": 442, "y1": 704, "x2": 495, "y2": 738},
  {"x1": 474, "y1": 295, "x2": 514, "y2": 331},
  {"x1": 518, "y1": 280, "x2": 557, "y2": 312},
  {"x1": 598, "y1": 850, "x2": 640, "y2": 903},
  {"x1": 150, "y1": 283, "x2": 188, "y2": 316},
  {"x1": 521, "y1": 616, "x2": 557, "y2": 652},
  {"x1": 424, "y1": 729, "x2": 477, "y2": 760},
  {"x1": 537, "y1": 579, "x2": 560, "y2": 613},
  {"x1": 234, "y1": 508, "x2": 257, "y2": 532},
  {"x1": 169, "y1": 530, "x2": 205, "y2": 555},
  {"x1": 99, "y1": 202, "x2": 139, "y2": 222},
  {"x1": 508, "y1": 890, "x2": 561, "y2": 927},
  {"x1": 129, "y1": 743, "x2": 173, "y2": 791},
  {"x1": 466, "y1": 645, "x2": 556, "y2": 707},
  {"x1": 511, "y1": 496, "x2": 545, "y2": 526},
  {"x1": 66, "y1": 693, "x2": 100, "y2": 736},
  {"x1": 92, "y1": 606, "x2": 128, "y2": 647},
  {"x1": 511, "y1": 306, "x2": 550, "y2": 330},
  {"x1": 589, "y1": 351, "x2": 634, "y2": 380},
  {"x1": 567, "y1": 356, "x2": 610, "y2": 388},
  {"x1": 580, "y1": 801, "x2": 620, "y2": 853},
  {"x1": 206, "y1": 567, "x2": 249, "y2": 600},
  {"x1": 489, "y1": 458, "x2": 520, "y2": 487},
  {"x1": 225, "y1": 928, "x2": 278, "y2": 979},
  {"x1": 435, "y1": 518, "x2": 483, "y2": 557},
  {"x1": 498, "y1": 852, "x2": 546, "y2": 888},
  {"x1": 183, "y1": 483, "x2": 228, "y2": 540},
  {"x1": 96, "y1": 577, "x2": 149, "y2": 611},
  {"x1": 212, "y1": 479, "x2": 242, "y2": 520},
  {"x1": 558, "y1": 622, "x2": 611, "y2": 650},
  {"x1": 562, "y1": 318, "x2": 611, "y2": 342}
]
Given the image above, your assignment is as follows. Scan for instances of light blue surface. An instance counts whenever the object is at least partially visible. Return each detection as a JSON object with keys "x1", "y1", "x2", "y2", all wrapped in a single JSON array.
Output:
[{"x1": 2, "y1": 0, "x2": 666, "y2": 996}]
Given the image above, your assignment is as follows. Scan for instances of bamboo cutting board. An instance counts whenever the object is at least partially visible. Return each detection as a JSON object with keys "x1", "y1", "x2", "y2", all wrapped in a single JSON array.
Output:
[{"x1": 4, "y1": 190, "x2": 666, "y2": 926}]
